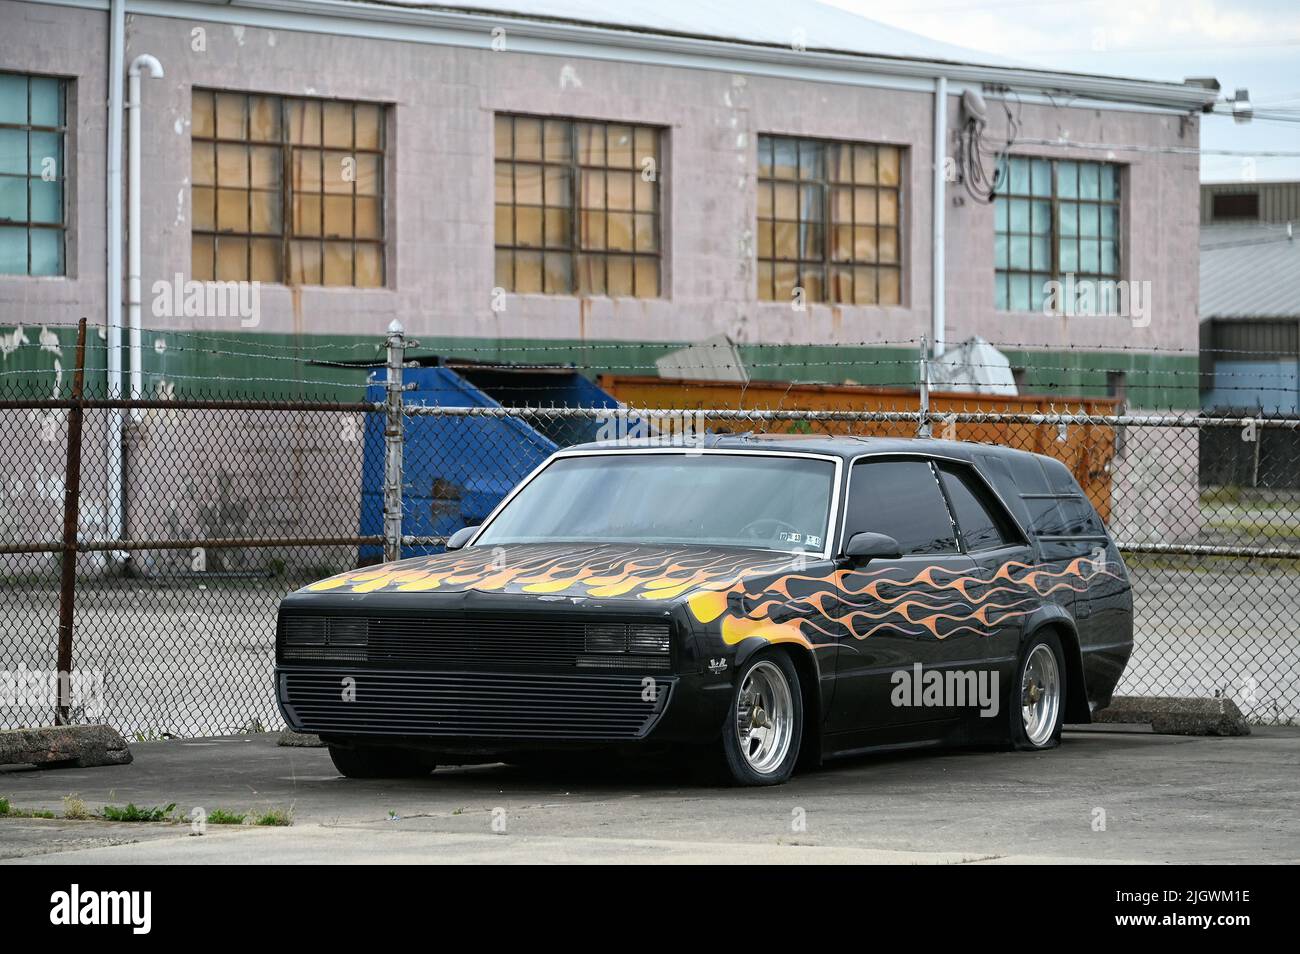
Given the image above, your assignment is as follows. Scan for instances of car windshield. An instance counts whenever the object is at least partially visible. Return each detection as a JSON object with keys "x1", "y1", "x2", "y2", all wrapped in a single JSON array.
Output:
[{"x1": 474, "y1": 453, "x2": 836, "y2": 553}]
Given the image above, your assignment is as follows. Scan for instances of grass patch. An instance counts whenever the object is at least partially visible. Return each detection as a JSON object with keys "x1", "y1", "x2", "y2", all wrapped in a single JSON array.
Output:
[
  {"x1": 1122, "y1": 550, "x2": 1300, "y2": 573},
  {"x1": 3, "y1": 795, "x2": 281, "y2": 826},
  {"x1": 252, "y1": 807, "x2": 292, "y2": 827},
  {"x1": 101, "y1": 802, "x2": 176, "y2": 823},
  {"x1": 1202, "y1": 519, "x2": 1300, "y2": 539},
  {"x1": 1201, "y1": 486, "x2": 1244, "y2": 506},
  {"x1": 206, "y1": 808, "x2": 247, "y2": 825},
  {"x1": 0, "y1": 798, "x2": 56, "y2": 819}
]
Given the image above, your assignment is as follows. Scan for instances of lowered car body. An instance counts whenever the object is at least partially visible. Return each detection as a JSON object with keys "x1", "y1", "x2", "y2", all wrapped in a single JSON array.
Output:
[{"x1": 275, "y1": 437, "x2": 1134, "y2": 785}]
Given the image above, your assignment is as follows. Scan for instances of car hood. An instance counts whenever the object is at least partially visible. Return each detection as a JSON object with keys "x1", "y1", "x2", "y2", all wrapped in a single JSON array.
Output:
[{"x1": 290, "y1": 542, "x2": 814, "y2": 606}]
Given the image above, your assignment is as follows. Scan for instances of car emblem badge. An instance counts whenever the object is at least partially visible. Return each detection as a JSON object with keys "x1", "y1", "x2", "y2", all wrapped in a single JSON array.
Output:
[{"x1": 708, "y1": 658, "x2": 728, "y2": 675}]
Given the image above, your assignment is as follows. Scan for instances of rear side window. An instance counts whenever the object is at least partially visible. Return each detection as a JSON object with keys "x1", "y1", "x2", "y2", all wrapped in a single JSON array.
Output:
[
  {"x1": 976, "y1": 453, "x2": 1033, "y2": 529},
  {"x1": 1040, "y1": 457, "x2": 1084, "y2": 496},
  {"x1": 938, "y1": 464, "x2": 1020, "y2": 551},
  {"x1": 992, "y1": 453, "x2": 1108, "y2": 558},
  {"x1": 1005, "y1": 454, "x2": 1052, "y2": 495},
  {"x1": 846, "y1": 459, "x2": 958, "y2": 555},
  {"x1": 977, "y1": 454, "x2": 1107, "y2": 556},
  {"x1": 1057, "y1": 496, "x2": 1105, "y2": 536}
]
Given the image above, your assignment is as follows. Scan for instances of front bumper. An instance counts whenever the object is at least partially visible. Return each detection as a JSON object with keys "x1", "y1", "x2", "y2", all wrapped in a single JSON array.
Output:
[{"x1": 277, "y1": 665, "x2": 689, "y2": 743}]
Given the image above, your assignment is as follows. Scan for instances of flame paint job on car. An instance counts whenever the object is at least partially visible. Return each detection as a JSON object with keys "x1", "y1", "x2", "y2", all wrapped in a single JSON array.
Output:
[{"x1": 302, "y1": 542, "x2": 1117, "y2": 651}]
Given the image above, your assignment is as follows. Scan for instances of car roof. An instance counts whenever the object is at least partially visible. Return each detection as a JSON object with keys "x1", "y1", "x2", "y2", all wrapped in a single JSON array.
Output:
[{"x1": 564, "y1": 433, "x2": 1036, "y2": 465}]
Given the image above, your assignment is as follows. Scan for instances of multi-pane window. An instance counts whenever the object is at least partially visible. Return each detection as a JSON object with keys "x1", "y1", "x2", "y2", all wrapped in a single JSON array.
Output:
[
  {"x1": 494, "y1": 114, "x2": 661, "y2": 298},
  {"x1": 0, "y1": 72, "x2": 66, "y2": 276},
  {"x1": 191, "y1": 90, "x2": 385, "y2": 286},
  {"x1": 994, "y1": 157, "x2": 1120, "y2": 312},
  {"x1": 756, "y1": 135, "x2": 903, "y2": 306}
]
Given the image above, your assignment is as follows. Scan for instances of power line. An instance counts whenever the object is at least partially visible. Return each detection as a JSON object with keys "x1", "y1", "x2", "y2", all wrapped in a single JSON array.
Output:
[{"x1": 1011, "y1": 136, "x2": 1300, "y2": 158}]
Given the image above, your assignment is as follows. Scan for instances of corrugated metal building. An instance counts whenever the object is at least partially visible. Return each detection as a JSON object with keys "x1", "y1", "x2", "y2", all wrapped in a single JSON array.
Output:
[
  {"x1": 1201, "y1": 181, "x2": 1300, "y2": 226},
  {"x1": 1199, "y1": 181, "x2": 1299, "y2": 415}
]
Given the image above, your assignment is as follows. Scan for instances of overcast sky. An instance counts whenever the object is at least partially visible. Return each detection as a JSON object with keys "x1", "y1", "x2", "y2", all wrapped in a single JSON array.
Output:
[{"x1": 824, "y1": 0, "x2": 1300, "y2": 182}]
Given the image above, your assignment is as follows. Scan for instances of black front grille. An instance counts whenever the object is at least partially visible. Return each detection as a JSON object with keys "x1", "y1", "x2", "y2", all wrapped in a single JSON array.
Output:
[
  {"x1": 278, "y1": 614, "x2": 671, "y2": 672},
  {"x1": 279, "y1": 669, "x2": 674, "y2": 740}
]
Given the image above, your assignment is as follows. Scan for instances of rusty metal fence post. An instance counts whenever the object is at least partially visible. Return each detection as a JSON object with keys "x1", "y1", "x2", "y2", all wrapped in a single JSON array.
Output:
[
  {"x1": 55, "y1": 317, "x2": 88, "y2": 725},
  {"x1": 383, "y1": 320, "x2": 406, "y2": 564}
]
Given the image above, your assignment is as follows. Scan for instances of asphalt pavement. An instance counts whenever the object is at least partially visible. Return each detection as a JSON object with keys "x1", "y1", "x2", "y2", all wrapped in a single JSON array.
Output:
[{"x1": 1, "y1": 726, "x2": 1296, "y2": 863}]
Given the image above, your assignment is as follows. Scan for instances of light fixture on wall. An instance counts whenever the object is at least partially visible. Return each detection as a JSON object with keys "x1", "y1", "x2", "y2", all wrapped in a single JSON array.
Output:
[{"x1": 1229, "y1": 88, "x2": 1253, "y2": 124}]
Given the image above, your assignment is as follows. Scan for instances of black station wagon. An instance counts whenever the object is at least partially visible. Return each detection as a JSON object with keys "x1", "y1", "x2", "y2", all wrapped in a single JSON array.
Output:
[{"x1": 275, "y1": 435, "x2": 1133, "y2": 786}]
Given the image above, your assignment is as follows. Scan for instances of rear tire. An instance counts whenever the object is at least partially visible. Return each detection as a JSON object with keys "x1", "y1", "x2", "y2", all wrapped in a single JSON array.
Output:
[
  {"x1": 1010, "y1": 630, "x2": 1066, "y2": 751},
  {"x1": 328, "y1": 743, "x2": 437, "y2": 778},
  {"x1": 720, "y1": 652, "x2": 803, "y2": 786}
]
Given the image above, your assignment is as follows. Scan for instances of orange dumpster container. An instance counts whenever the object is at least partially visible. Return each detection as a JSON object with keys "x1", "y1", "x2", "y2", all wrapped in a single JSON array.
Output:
[{"x1": 596, "y1": 375, "x2": 1119, "y2": 521}]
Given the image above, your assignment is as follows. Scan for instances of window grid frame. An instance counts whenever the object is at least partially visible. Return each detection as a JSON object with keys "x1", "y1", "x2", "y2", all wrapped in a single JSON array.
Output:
[
  {"x1": 994, "y1": 156, "x2": 1121, "y2": 313},
  {"x1": 0, "y1": 71, "x2": 67, "y2": 277},
  {"x1": 494, "y1": 113, "x2": 662, "y2": 299},
  {"x1": 756, "y1": 133, "x2": 904, "y2": 307},
  {"x1": 191, "y1": 89, "x2": 386, "y2": 287}
]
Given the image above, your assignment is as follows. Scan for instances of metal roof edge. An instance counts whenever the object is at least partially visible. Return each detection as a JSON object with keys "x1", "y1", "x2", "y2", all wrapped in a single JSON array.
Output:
[{"x1": 27, "y1": 0, "x2": 1218, "y2": 111}]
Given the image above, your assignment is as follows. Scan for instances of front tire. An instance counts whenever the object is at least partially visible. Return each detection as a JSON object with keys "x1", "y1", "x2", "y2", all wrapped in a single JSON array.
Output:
[
  {"x1": 721, "y1": 653, "x2": 803, "y2": 786},
  {"x1": 1011, "y1": 631, "x2": 1066, "y2": 750},
  {"x1": 328, "y1": 743, "x2": 437, "y2": 779}
]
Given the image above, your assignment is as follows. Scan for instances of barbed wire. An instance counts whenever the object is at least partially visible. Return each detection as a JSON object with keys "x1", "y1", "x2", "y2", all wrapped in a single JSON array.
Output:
[
  {"x1": 3, "y1": 323, "x2": 1298, "y2": 404},
  {"x1": 1, "y1": 359, "x2": 1295, "y2": 392}
]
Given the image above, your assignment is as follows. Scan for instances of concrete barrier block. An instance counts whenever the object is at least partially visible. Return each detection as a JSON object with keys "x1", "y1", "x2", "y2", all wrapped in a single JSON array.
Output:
[
  {"x1": 1094, "y1": 696, "x2": 1251, "y2": 736},
  {"x1": 0, "y1": 725, "x2": 133, "y2": 768}
]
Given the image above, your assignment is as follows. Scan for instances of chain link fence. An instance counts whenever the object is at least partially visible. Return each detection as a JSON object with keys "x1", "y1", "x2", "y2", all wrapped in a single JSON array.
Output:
[{"x1": 2, "y1": 320, "x2": 1297, "y2": 734}]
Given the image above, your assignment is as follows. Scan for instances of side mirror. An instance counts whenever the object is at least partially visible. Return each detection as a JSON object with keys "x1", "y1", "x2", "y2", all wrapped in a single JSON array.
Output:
[
  {"x1": 444, "y1": 526, "x2": 478, "y2": 551},
  {"x1": 844, "y1": 531, "x2": 903, "y2": 564}
]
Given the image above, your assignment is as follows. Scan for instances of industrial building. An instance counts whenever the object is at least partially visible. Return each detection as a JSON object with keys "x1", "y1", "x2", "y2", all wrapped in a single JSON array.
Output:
[{"x1": 0, "y1": 0, "x2": 1217, "y2": 405}]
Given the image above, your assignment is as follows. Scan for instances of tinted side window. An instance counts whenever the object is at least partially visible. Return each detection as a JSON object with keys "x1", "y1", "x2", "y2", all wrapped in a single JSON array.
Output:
[
  {"x1": 1057, "y1": 496, "x2": 1105, "y2": 536},
  {"x1": 938, "y1": 465, "x2": 1017, "y2": 551},
  {"x1": 846, "y1": 460, "x2": 958, "y2": 555},
  {"x1": 1040, "y1": 457, "x2": 1085, "y2": 496},
  {"x1": 977, "y1": 453, "x2": 1034, "y2": 529},
  {"x1": 1025, "y1": 496, "x2": 1068, "y2": 536},
  {"x1": 1005, "y1": 454, "x2": 1051, "y2": 495}
]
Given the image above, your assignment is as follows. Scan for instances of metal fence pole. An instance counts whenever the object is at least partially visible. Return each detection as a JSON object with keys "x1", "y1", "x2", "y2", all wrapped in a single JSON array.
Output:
[
  {"x1": 55, "y1": 317, "x2": 88, "y2": 725},
  {"x1": 917, "y1": 334, "x2": 932, "y2": 438},
  {"x1": 383, "y1": 320, "x2": 405, "y2": 564}
]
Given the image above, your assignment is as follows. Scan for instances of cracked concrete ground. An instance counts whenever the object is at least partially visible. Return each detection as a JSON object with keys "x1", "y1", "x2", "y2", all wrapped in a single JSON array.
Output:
[{"x1": 1, "y1": 727, "x2": 1296, "y2": 864}]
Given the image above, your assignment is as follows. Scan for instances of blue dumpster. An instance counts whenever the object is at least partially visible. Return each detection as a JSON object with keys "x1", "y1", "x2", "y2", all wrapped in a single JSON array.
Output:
[{"x1": 359, "y1": 361, "x2": 622, "y2": 560}]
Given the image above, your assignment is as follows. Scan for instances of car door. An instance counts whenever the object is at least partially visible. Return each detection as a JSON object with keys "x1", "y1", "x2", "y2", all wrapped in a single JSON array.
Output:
[
  {"x1": 828, "y1": 457, "x2": 977, "y2": 744},
  {"x1": 934, "y1": 461, "x2": 1034, "y2": 695}
]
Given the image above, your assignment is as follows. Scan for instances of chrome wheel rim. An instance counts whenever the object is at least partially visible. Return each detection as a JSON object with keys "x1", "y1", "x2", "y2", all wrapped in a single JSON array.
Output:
[
  {"x1": 735, "y1": 661, "x2": 794, "y2": 775},
  {"x1": 1021, "y1": 644, "x2": 1061, "y2": 746}
]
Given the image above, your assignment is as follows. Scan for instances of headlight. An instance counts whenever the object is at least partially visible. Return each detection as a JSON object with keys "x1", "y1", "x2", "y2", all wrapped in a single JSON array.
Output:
[
  {"x1": 583, "y1": 622, "x2": 670, "y2": 654},
  {"x1": 279, "y1": 616, "x2": 368, "y2": 661},
  {"x1": 628, "y1": 623, "x2": 671, "y2": 654}
]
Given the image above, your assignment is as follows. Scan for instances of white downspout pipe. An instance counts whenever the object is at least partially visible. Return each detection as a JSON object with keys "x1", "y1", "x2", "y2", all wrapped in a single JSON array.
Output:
[
  {"x1": 106, "y1": 0, "x2": 125, "y2": 555},
  {"x1": 127, "y1": 54, "x2": 163, "y2": 416},
  {"x1": 931, "y1": 75, "x2": 948, "y2": 360}
]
